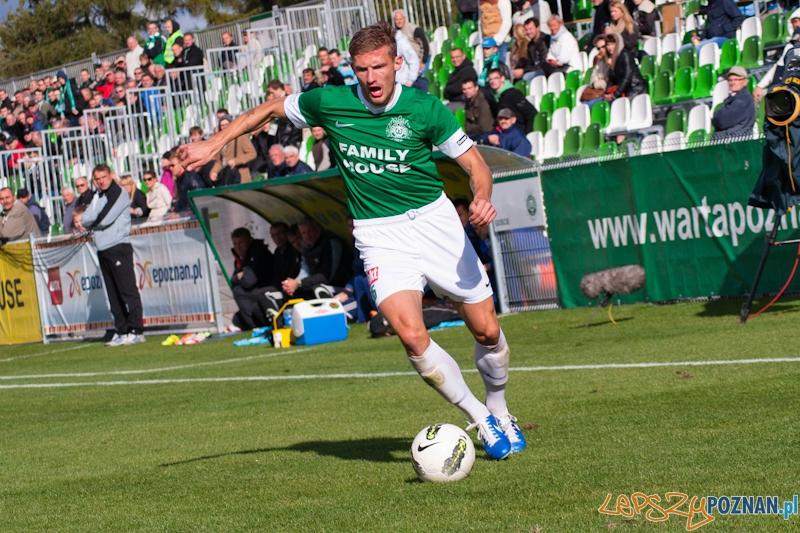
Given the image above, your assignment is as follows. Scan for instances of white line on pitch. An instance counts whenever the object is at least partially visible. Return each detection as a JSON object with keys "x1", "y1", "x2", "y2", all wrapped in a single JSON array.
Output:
[
  {"x1": 0, "y1": 344, "x2": 90, "y2": 363},
  {"x1": 2, "y1": 356, "x2": 800, "y2": 389},
  {"x1": 0, "y1": 349, "x2": 311, "y2": 380}
]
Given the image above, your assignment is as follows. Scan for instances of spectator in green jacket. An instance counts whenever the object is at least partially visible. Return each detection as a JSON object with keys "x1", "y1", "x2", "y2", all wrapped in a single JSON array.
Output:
[{"x1": 145, "y1": 22, "x2": 167, "y2": 66}]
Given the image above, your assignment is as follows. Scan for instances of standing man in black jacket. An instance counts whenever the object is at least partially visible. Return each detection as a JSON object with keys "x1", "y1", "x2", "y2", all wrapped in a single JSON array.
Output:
[
  {"x1": 182, "y1": 33, "x2": 205, "y2": 66},
  {"x1": 230, "y1": 227, "x2": 275, "y2": 330},
  {"x1": 444, "y1": 48, "x2": 478, "y2": 109}
]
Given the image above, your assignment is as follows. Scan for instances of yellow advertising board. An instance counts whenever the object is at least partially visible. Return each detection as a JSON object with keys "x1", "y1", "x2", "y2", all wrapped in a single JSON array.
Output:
[{"x1": 0, "y1": 242, "x2": 42, "y2": 344}]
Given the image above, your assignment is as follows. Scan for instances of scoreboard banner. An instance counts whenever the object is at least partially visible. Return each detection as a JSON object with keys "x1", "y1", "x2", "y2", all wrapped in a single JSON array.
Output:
[
  {"x1": 32, "y1": 221, "x2": 221, "y2": 336},
  {"x1": 0, "y1": 241, "x2": 43, "y2": 345}
]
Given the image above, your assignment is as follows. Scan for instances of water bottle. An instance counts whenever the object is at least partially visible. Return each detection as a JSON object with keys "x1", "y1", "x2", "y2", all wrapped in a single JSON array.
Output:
[{"x1": 283, "y1": 309, "x2": 293, "y2": 327}]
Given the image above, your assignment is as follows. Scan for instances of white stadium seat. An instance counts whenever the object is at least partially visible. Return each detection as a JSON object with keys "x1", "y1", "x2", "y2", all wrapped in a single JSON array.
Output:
[
  {"x1": 627, "y1": 94, "x2": 653, "y2": 131},
  {"x1": 687, "y1": 103, "x2": 712, "y2": 135},
  {"x1": 537, "y1": 1, "x2": 553, "y2": 34},
  {"x1": 740, "y1": 17, "x2": 762, "y2": 42},
  {"x1": 542, "y1": 128, "x2": 564, "y2": 159},
  {"x1": 606, "y1": 97, "x2": 631, "y2": 133},
  {"x1": 640, "y1": 133, "x2": 663, "y2": 155},
  {"x1": 547, "y1": 72, "x2": 565, "y2": 97},
  {"x1": 529, "y1": 75, "x2": 547, "y2": 109},
  {"x1": 571, "y1": 103, "x2": 591, "y2": 132},
  {"x1": 663, "y1": 131, "x2": 686, "y2": 152},
  {"x1": 698, "y1": 41, "x2": 720, "y2": 71},
  {"x1": 642, "y1": 37, "x2": 660, "y2": 59},
  {"x1": 662, "y1": 33, "x2": 680, "y2": 55},
  {"x1": 527, "y1": 131, "x2": 544, "y2": 159},
  {"x1": 711, "y1": 79, "x2": 731, "y2": 111},
  {"x1": 550, "y1": 107, "x2": 571, "y2": 133}
]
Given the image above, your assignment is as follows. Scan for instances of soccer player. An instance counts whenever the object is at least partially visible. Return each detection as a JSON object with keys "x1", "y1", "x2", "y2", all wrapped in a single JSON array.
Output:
[{"x1": 178, "y1": 21, "x2": 524, "y2": 460}]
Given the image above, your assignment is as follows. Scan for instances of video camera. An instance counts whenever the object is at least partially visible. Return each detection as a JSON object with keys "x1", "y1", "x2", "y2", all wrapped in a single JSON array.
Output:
[{"x1": 764, "y1": 48, "x2": 800, "y2": 126}]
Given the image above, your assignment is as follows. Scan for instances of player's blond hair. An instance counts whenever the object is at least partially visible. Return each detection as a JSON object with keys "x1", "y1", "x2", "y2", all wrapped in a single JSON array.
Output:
[{"x1": 349, "y1": 21, "x2": 397, "y2": 59}]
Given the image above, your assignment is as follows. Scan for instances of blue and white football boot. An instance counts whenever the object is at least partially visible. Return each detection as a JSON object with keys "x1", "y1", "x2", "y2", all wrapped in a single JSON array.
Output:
[
  {"x1": 467, "y1": 414, "x2": 512, "y2": 460},
  {"x1": 496, "y1": 413, "x2": 526, "y2": 454}
]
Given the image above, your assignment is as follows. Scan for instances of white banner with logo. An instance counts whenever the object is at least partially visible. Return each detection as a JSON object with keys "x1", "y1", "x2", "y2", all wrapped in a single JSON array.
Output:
[
  {"x1": 32, "y1": 221, "x2": 222, "y2": 336},
  {"x1": 492, "y1": 176, "x2": 546, "y2": 232}
]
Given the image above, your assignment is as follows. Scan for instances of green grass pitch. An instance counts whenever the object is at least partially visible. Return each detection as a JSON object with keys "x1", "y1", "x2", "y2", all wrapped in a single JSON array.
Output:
[{"x1": 2, "y1": 298, "x2": 800, "y2": 532}]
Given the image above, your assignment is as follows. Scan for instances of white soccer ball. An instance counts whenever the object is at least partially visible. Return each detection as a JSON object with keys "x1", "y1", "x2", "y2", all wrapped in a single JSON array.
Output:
[{"x1": 411, "y1": 423, "x2": 476, "y2": 482}]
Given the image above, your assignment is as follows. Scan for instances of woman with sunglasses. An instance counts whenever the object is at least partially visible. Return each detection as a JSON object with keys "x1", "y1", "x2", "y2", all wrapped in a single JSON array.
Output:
[{"x1": 142, "y1": 170, "x2": 172, "y2": 223}]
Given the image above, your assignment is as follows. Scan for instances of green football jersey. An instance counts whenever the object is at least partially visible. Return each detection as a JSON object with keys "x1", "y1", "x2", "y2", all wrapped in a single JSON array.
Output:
[{"x1": 284, "y1": 83, "x2": 473, "y2": 219}]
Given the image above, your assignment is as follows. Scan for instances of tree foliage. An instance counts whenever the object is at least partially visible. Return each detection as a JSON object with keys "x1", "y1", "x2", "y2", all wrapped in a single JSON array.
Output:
[{"x1": 0, "y1": 0, "x2": 305, "y2": 78}]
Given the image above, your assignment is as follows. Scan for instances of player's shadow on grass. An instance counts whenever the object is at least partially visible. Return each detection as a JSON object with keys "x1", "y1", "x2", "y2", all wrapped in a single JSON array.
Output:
[{"x1": 159, "y1": 437, "x2": 409, "y2": 467}]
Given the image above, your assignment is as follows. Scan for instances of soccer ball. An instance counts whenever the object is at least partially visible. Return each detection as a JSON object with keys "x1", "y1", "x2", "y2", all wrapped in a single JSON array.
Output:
[{"x1": 411, "y1": 423, "x2": 476, "y2": 482}]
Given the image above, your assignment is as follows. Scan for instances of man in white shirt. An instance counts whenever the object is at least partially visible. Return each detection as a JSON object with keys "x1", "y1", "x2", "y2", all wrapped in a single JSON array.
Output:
[{"x1": 125, "y1": 36, "x2": 144, "y2": 79}]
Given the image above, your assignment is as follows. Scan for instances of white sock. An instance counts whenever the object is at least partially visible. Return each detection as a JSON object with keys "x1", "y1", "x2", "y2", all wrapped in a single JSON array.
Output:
[
  {"x1": 474, "y1": 329, "x2": 510, "y2": 417},
  {"x1": 408, "y1": 339, "x2": 491, "y2": 423}
]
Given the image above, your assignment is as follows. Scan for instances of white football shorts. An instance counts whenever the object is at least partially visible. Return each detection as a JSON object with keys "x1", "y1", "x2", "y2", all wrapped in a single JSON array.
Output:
[{"x1": 353, "y1": 193, "x2": 493, "y2": 307}]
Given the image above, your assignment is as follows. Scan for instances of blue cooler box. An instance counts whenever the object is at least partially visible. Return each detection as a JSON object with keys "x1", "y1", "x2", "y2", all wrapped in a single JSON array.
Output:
[{"x1": 292, "y1": 299, "x2": 348, "y2": 346}]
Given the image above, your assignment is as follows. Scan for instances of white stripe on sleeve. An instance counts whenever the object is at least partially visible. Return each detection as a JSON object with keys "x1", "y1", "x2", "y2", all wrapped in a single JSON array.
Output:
[
  {"x1": 283, "y1": 93, "x2": 311, "y2": 129},
  {"x1": 436, "y1": 128, "x2": 474, "y2": 159}
]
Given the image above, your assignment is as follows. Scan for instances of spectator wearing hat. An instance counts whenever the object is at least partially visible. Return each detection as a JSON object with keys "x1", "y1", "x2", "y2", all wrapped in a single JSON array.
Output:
[
  {"x1": 478, "y1": 37, "x2": 512, "y2": 87},
  {"x1": 0, "y1": 187, "x2": 40, "y2": 242},
  {"x1": 712, "y1": 66, "x2": 755, "y2": 140},
  {"x1": 480, "y1": 0, "x2": 513, "y2": 59},
  {"x1": 16, "y1": 188, "x2": 50, "y2": 234},
  {"x1": 477, "y1": 108, "x2": 533, "y2": 157},
  {"x1": 163, "y1": 19, "x2": 184, "y2": 65},
  {"x1": 210, "y1": 114, "x2": 257, "y2": 184},
  {"x1": 56, "y1": 70, "x2": 85, "y2": 126}
]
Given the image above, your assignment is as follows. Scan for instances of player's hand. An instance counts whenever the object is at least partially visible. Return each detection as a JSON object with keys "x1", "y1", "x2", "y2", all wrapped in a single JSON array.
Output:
[
  {"x1": 178, "y1": 139, "x2": 219, "y2": 172},
  {"x1": 469, "y1": 197, "x2": 496, "y2": 228}
]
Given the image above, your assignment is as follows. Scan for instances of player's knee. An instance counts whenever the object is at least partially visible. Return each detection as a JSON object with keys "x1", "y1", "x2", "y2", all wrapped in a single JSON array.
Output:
[
  {"x1": 473, "y1": 321, "x2": 501, "y2": 346},
  {"x1": 396, "y1": 326, "x2": 430, "y2": 357}
]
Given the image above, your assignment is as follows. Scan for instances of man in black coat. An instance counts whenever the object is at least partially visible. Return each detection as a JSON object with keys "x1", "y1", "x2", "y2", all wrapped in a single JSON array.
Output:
[
  {"x1": 302, "y1": 69, "x2": 321, "y2": 92},
  {"x1": 270, "y1": 222, "x2": 301, "y2": 283},
  {"x1": 591, "y1": 0, "x2": 612, "y2": 40},
  {"x1": 487, "y1": 68, "x2": 537, "y2": 133},
  {"x1": 182, "y1": 33, "x2": 205, "y2": 67},
  {"x1": 16, "y1": 188, "x2": 50, "y2": 234},
  {"x1": 165, "y1": 153, "x2": 205, "y2": 218},
  {"x1": 230, "y1": 227, "x2": 276, "y2": 330},
  {"x1": 514, "y1": 17, "x2": 551, "y2": 81},
  {"x1": 444, "y1": 48, "x2": 478, "y2": 105},
  {"x1": 711, "y1": 66, "x2": 755, "y2": 139}
]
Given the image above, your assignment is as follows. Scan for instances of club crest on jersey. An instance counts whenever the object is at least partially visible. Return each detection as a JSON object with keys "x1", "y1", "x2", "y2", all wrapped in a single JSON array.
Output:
[{"x1": 386, "y1": 116, "x2": 411, "y2": 143}]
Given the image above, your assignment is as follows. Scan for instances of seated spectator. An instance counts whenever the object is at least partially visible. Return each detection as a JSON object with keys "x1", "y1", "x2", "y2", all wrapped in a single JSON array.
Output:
[
  {"x1": 580, "y1": 35, "x2": 610, "y2": 102},
  {"x1": 603, "y1": 32, "x2": 646, "y2": 102},
  {"x1": 463, "y1": 79, "x2": 496, "y2": 136},
  {"x1": 125, "y1": 36, "x2": 144, "y2": 79},
  {"x1": 477, "y1": 108, "x2": 532, "y2": 157},
  {"x1": 210, "y1": 114, "x2": 257, "y2": 184},
  {"x1": 182, "y1": 33, "x2": 204, "y2": 67},
  {"x1": 142, "y1": 170, "x2": 172, "y2": 223},
  {"x1": 395, "y1": 30, "x2": 422, "y2": 88},
  {"x1": 270, "y1": 222, "x2": 302, "y2": 284},
  {"x1": 133, "y1": 67, "x2": 145, "y2": 86},
  {"x1": 480, "y1": 0, "x2": 513, "y2": 58},
  {"x1": 230, "y1": 227, "x2": 276, "y2": 331},
  {"x1": 711, "y1": 66, "x2": 755, "y2": 139},
  {"x1": 160, "y1": 152, "x2": 175, "y2": 196},
  {"x1": 268, "y1": 145, "x2": 289, "y2": 178},
  {"x1": 545, "y1": 16, "x2": 581, "y2": 75},
  {"x1": 23, "y1": 110, "x2": 44, "y2": 132},
  {"x1": 280, "y1": 217, "x2": 353, "y2": 300},
  {"x1": 111, "y1": 84, "x2": 127, "y2": 106},
  {"x1": 189, "y1": 127, "x2": 217, "y2": 186},
  {"x1": 61, "y1": 186, "x2": 77, "y2": 233},
  {"x1": 328, "y1": 49, "x2": 354, "y2": 83},
  {"x1": 284, "y1": 146, "x2": 312, "y2": 175},
  {"x1": 264, "y1": 80, "x2": 303, "y2": 147},
  {"x1": 509, "y1": 24, "x2": 531, "y2": 79},
  {"x1": 478, "y1": 38, "x2": 512, "y2": 86},
  {"x1": 394, "y1": 9, "x2": 430, "y2": 74},
  {"x1": 152, "y1": 65, "x2": 167, "y2": 87},
  {"x1": 0, "y1": 187, "x2": 40, "y2": 242},
  {"x1": 75, "y1": 176, "x2": 94, "y2": 208},
  {"x1": 2, "y1": 112, "x2": 24, "y2": 140},
  {"x1": 680, "y1": 0, "x2": 744, "y2": 54},
  {"x1": 628, "y1": 0, "x2": 659, "y2": 39},
  {"x1": 167, "y1": 38, "x2": 192, "y2": 91},
  {"x1": 605, "y1": 2, "x2": 640, "y2": 52},
  {"x1": 79, "y1": 69, "x2": 93, "y2": 89},
  {"x1": 16, "y1": 188, "x2": 50, "y2": 234},
  {"x1": 119, "y1": 175, "x2": 150, "y2": 221},
  {"x1": 165, "y1": 152, "x2": 204, "y2": 218},
  {"x1": 301, "y1": 68, "x2": 321, "y2": 92},
  {"x1": 443, "y1": 47, "x2": 478, "y2": 107},
  {"x1": 514, "y1": 17, "x2": 551, "y2": 82},
  {"x1": 486, "y1": 68, "x2": 537, "y2": 133},
  {"x1": 310, "y1": 126, "x2": 332, "y2": 171},
  {"x1": 221, "y1": 31, "x2": 239, "y2": 69}
]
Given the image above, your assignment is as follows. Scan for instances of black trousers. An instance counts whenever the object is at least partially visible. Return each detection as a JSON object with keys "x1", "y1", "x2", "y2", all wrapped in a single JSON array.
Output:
[
  {"x1": 232, "y1": 285, "x2": 280, "y2": 330},
  {"x1": 98, "y1": 243, "x2": 144, "y2": 335}
]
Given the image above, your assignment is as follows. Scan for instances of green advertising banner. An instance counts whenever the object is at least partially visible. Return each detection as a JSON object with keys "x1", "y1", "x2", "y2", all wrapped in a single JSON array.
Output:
[{"x1": 542, "y1": 140, "x2": 800, "y2": 307}]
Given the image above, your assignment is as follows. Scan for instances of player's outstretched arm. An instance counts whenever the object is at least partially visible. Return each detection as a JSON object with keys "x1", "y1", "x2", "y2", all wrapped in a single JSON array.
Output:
[
  {"x1": 177, "y1": 97, "x2": 290, "y2": 172},
  {"x1": 455, "y1": 146, "x2": 496, "y2": 228}
]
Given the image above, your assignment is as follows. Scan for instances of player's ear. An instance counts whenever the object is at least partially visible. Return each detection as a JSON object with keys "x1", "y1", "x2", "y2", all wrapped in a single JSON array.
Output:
[{"x1": 394, "y1": 54, "x2": 403, "y2": 72}]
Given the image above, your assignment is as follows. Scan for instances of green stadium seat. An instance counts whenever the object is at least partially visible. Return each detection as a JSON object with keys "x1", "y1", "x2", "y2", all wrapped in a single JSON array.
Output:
[
  {"x1": 641, "y1": 73, "x2": 653, "y2": 98},
  {"x1": 763, "y1": 13, "x2": 784, "y2": 48},
  {"x1": 598, "y1": 141, "x2": 618, "y2": 157},
  {"x1": 433, "y1": 81, "x2": 443, "y2": 99},
  {"x1": 683, "y1": 0, "x2": 700, "y2": 16},
  {"x1": 448, "y1": 24, "x2": 461, "y2": 41},
  {"x1": 574, "y1": 0, "x2": 593, "y2": 19},
  {"x1": 687, "y1": 130, "x2": 708, "y2": 145},
  {"x1": 564, "y1": 126, "x2": 583, "y2": 155},
  {"x1": 579, "y1": 33, "x2": 593, "y2": 50},
  {"x1": 540, "y1": 92, "x2": 555, "y2": 114},
  {"x1": 590, "y1": 101, "x2": 610, "y2": 128},
  {"x1": 619, "y1": 138, "x2": 639, "y2": 156},
  {"x1": 679, "y1": 48, "x2": 698, "y2": 70},
  {"x1": 666, "y1": 108, "x2": 688, "y2": 134},
  {"x1": 683, "y1": 31, "x2": 696, "y2": 45},
  {"x1": 425, "y1": 69, "x2": 436, "y2": 88},
  {"x1": 748, "y1": 75, "x2": 757, "y2": 94},
  {"x1": 740, "y1": 36, "x2": 763, "y2": 69},
  {"x1": 581, "y1": 123, "x2": 602, "y2": 155},
  {"x1": 441, "y1": 40, "x2": 453, "y2": 55},
  {"x1": 566, "y1": 70, "x2": 581, "y2": 93},
  {"x1": 437, "y1": 66, "x2": 451, "y2": 86},
  {"x1": 432, "y1": 54, "x2": 444, "y2": 72},
  {"x1": 514, "y1": 79, "x2": 529, "y2": 95},
  {"x1": 583, "y1": 67, "x2": 594, "y2": 85},
  {"x1": 461, "y1": 19, "x2": 477, "y2": 37},
  {"x1": 693, "y1": 64, "x2": 716, "y2": 99},
  {"x1": 455, "y1": 108, "x2": 466, "y2": 129},
  {"x1": 781, "y1": 12, "x2": 791, "y2": 41},
  {"x1": 659, "y1": 52, "x2": 677, "y2": 74},
  {"x1": 652, "y1": 70, "x2": 675, "y2": 105},
  {"x1": 757, "y1": 95, "x2": 766, "y2": 133},
  {"x1": 672, "y1": 67, "x2": 696, "y2": 102},
  {"x1": 556, "y1": 88, "x2": 575, "y2": 110},
  {"x1": 534, "y1": 111, "x2": 551, "y2": 134},
  {"x1": 640, "y1": 55, "x2": 657, "y2": 79},
  {"x1": 719, "y1": 39, "x2": 740, "y2": 75}
]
